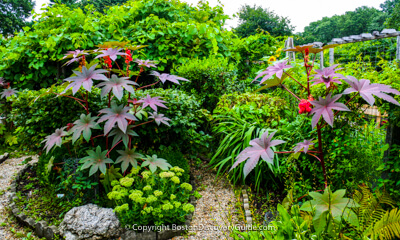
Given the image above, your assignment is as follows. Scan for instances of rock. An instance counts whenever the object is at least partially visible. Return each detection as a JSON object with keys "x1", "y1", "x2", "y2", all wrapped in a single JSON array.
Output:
[
  {"x1": 44, "y1": 226, "x2": 58, "y2": 240},
  {"x1": 35, "y1": 221, "x2": 48, "y2": 237},
  {"x1": 59, "y1": 204, "x2": 122, "y2": 240},
  {"x1": 121, "y1": 230, "x2": 156, "y2": 240}
]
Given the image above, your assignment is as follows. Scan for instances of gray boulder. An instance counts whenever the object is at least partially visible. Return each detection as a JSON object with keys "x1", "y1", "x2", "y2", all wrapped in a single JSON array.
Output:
[{"x1": 59, "y1": 204, "x2": 122, "y2": 240}]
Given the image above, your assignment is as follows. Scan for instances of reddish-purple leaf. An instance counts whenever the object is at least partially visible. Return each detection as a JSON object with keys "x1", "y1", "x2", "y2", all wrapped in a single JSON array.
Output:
[
  {"x1": 69, "y1": 113, "x2": 101, "y2": 143},
  {"x1": 150, "y1": 71, "x2": 189, "y2": 85},
  {"x1": 79, "y1": 146, "x2": 114, "y2": 176},
  {"x1": 138, "y1": 94, "x2": 167, "y2": 112},
  {"x1": 96, "y1": 74, "x2": 137, "y2": 100},
  {"x1": 0, "y1": 77, "x2": 7, "y2": 86},
  {"x1": 310, "y1": 93, "x2": 350, "y2": 128},
  {"x1": 148, "y1": 112, "x2": 171, "y2": 126},
  {"x1": 62, "y1": 49, "x2": 89, "y2": 59},
  {"x1": 109, "y1": 125, "x2": 139, "y2": 148},
  {"x1": 95, "y1": 48, "x2": 127, "y2": 61},
  {"x1": 311, "y1": 64, "x2": 345, "y2": 88},
  {"x1": 0, "y1": 88, "x2": 18, "y2": 99},
  {"x1": 135, "y1": 59, "x2": 157, "y2": 68},
  {"x1": 293, "y1": 139, "x2": 314, "y2": 153},
  {"x1": 115, "y1": 148, "x2": 144, "y2": 172},
  {"x1": 343, "y1": 76, "x2": 400, "y2": 106},
  {"x1": 42, "y1": 127, "x2": 68, "y2": 153},
  {"x1": 255, "y1": 60, "x2": 292, "y2": 84},
  {"x1": 98, "y1": 102, "x2": 137, "y2": 135},
  {"x1": 230, "y1": 131, "x2": 285, "y2": 178},
  {"x1": 64, "y1": 64, "x2": 108, "y2": 94}
]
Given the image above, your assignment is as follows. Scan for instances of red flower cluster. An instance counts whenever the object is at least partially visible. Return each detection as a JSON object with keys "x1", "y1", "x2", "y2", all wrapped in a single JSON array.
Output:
[
  {"x1": 103, "y1": 56, "x2": 112, "y2": 68},
  {"x1": 298, "y1": 97, "x2": 314, "y2": 114},
  {"x1": 125, "y1": 49, "x2": 133, "y2": 64}
]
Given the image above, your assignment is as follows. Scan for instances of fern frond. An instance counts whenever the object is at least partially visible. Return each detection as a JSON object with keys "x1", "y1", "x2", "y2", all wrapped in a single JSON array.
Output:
[{"x1": 367, "y1": 208, "x2": 400, "y2": 240}]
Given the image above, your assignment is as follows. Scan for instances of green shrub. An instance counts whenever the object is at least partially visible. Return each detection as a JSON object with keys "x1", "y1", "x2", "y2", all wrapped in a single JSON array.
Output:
[
  {"x1": 134, "y1": 88, "x2": 212, "y2": 154},
  {"x1": 0, "y1": 0, "x2": 232, "y2": 90},
  {"x1": 173, "y1": 56, "x2": 242, "y2": 111}
]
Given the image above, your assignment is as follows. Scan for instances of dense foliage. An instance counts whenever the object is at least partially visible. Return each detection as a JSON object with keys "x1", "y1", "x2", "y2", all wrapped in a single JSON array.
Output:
[
  {"x1": 0, "y1": 0, "x2": 35, "y2": 36},
  {"x1": 234, "y1": 4, "x2": 294, "y2": 38}
]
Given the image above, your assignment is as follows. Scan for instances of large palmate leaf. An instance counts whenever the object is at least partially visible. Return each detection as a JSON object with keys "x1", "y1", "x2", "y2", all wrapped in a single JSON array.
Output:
[
  {"x1": 150, "y1": 71, "x2": 189, "y2": 84},
  {"x1": 343, "y1": 76, "x2": 400, "y2": 106},
  {"x1": 42, "y1": 127, "x2": 68, "y2": 153},
  {"x1": 79, "y1": 146, "x2": 114, "y2": 176},
  {"x1": 69, "y1": 113, "x2": 101, "y2": 143},
  {"x1": 148, "y1": 112, "x2": 171, "y2": 126},
  {"x1": 108, "y1": 125, "x2": 139, "y2": 148},
  {"x1": 62, "y1": 49, "x2": 89, "y2": 59},
  {"x1": 94, "y1": 48, "x2": 127, "y2": 61},
  {"x1": 98, "y1": 102, "x2": 137, "y2": 135},
  {"x1": 0, "y1": 88, "x2": 18, "y2": 99},
  {"x1": 64, "y1": 64, "x2": 108, "y2": 94},
  {"x1": 115, "y1": 148, "x2": 144, "y2": 172},
  {"x1": 135, "y1": 59, "x2": 157, "y2": 68},
  {"x1": 96, "y1": 74, "x2": 137, "y2": 100},
  {"x1": 142, "y1": 155, "x2": 172, "y2": 173},
  {"x1": 254, "y1": 60, "x2": 292, "y2": 84},
  {"x1": 300, "y1": 187, "x2": 359, "y2": 230},
  {"x1": 230, "y1": 131, "x2": 285, "y2": 178},
  {"x1": 293, "y1": 139, "x2": 314, "y2": 154},
  {"x1": 138, "y1": 94, "x2": 167, "y2": 112},
  {"x1": 0, "y1": 77, "x2": 7, "y2": 86},
  {"x1": 309, "y1": 93, "x2": 350, "y2": 128},
  {"x1": 311, "y1": 64, "x2": 345, "y2": 88}
]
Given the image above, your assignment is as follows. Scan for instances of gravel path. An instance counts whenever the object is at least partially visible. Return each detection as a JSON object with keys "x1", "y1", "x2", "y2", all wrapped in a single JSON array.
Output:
[
  {"x1": 172, "y1": 160, "x2": 245, "y2": 240},
  {"x1": 0, "y1": 155, "x2": 38, "y2": 240}
]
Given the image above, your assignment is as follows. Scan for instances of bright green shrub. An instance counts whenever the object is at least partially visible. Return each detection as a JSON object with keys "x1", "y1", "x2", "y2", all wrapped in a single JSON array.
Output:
[
  {"x1": 173, "y1": 56, "x2": 242, "y2": 111},
  {"x1": 0, "y1": 0, "x2": 231, "y2": 90},
  {"x1": 108, "y1": 166, "x2": 195, "y2": 227}
]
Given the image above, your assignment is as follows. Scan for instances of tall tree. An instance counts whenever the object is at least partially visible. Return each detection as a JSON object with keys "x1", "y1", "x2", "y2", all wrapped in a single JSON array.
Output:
[
  {"x1": 234, "y1": 4, "x2": 294, "y2": 38},
  {"x1": 50, "y1": 0, "x2": 128, "y2": 13},
  {"x1": 0, "y1": 0, "x2": 35, "y2": 36}
]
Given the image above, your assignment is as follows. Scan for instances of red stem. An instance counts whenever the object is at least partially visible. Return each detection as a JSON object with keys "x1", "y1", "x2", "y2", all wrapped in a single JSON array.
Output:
[
  {"x1": 280, "y1": 84, "x2": 301, "y2": 101},
  {"x1": 107, "y1": 139, "x2": 123, "y2": 156},
  {"x1": 282, "y1": 70, "x2": 307, "y2": 90},
  {"x1": 137, "y1": 80, "x2": 160, "y2": 90}
]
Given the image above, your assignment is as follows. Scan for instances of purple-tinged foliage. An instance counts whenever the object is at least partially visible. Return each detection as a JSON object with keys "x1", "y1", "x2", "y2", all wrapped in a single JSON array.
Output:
[
  {"x1": 0, "y1": 77, "x2": 7, "y2": 86},
  {"x1": 231, "y1": 131, "x2": 285, "y2": 178},
  {"x1": 64, "y1": 64, "x2": 108, "y2": 94},
  {"x1": 95, "y1": 48, "x2": 127, "y2": 61},
  {"x1": 150, "y1": 71, "x2": 189, "y2": 85},
  {"x1": 115, "y1": 148, "x2": 144, "y2": 172},
  {"x1": 96, "y1": 74, "x2": 137, "y2": 100},
  {"x1": 142, "y1": 154, "x2": 172, "y2": 173},
  {"x1": 42, "y1": 127, "x2": 68, "y2": 153},
  {"x1": 79, "y1": 146, "x2": 114, "y2": 176},
  {"x1": 255, "y1": 60, "x2": 292, "y2": 84},
  {"x1": 148, "y1": 112, "x2": 171, "y2": 126},
  {"x1": 108, "y1": 125, "x2": 139, "y2": 148},
  {"x1": 135, "y1": 59, "x2": 157, "y2": 68},
  {"x1": 62, "y1": 49, "x2": 89, "y2": 59},
  {"x1": 138, "y1": 94, "x2": 167, "y2": 112},
  {"x1": 293, "y1": 139, "x2": 314, "y2": 153},
  {"x1": 310, "y1": 93, "x2": 350, "y2": 128},
  {"x1": 69, "y1": 114, "x2": 101, "y2": 143},
  {"x1": 343, "y1": 76, "x2": 400, "y2": 106},
  {"x1": 98, "y1": 102, "x2": 137, "y2": 135},
  {"x1": 311, "y1": 65, "x2": 345, "y2": 88},
  {"x1": 0, "y1": 88, "x2": 18, "y2": 99}
]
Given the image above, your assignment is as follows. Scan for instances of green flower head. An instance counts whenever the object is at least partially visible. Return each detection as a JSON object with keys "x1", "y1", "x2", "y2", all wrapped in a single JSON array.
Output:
[
  {"x1": 153, "y1": 190, "x2": 163, "y2": 197},
  {"x1": 142, "y1": 170, "x2": 152, "y2": 179},
  {"x1": 146, "y1": 195, "x2": 157, "y2": 203},
  {"x1": 182, "y1": 203, "x2": 195, "y2": 213},
  {"x1": 159, "y1": 171, "x2": 175, "y2": 178},
  {"x1": 170, "y1": 194, "x2": 176, "y2": 200},
  {"x1": 161, "y1": 202, "x2": 174, "y2": 211},
  {"x1": 170, "y1": 166, "x2": 184, "y2": 173},
  {"x1": 129, "y1": 190, "x2": 144, "y2": 202},
  {"x1": 111, "y1": 180, "x2": 120, "y2": 187},
  {"x1": 180, "y1": 183, "x2": 192, "y2": 191},
  {"x1": 114, "y1": 203, "x2": 129, "y2": 213},
  {"x1": 171, "y1": 176, "x2": 180, "y2": 184},
  {"x1": 173, "y1": 201, "x2": 181, "y2": 208},
  {"x1": 120, "y1": 177, "x2": 134, "y2": 187},
  {"x1": 143, "y1": 185, "x2": 152, "y2": 191}
]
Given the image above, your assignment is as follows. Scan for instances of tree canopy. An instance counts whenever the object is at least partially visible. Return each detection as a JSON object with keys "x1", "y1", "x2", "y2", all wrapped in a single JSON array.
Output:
[
  {"x1": 0, "y1": 0, "x2": 35, "y2": 36},
  {"x1": 50, "y1": 0, "x2": 129, "y2": 12},
  {"x1": 234, "y1": 4, "x2": 294, "y2": 38}
]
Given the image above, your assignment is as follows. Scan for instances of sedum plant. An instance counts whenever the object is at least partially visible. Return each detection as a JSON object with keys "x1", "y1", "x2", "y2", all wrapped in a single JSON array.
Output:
[
  {"x1": 230, "y1": 44, "x2": 400, "y2": 188},
  {"x1": 107, "y1": 166, "x2": 195, "y2": 227}
]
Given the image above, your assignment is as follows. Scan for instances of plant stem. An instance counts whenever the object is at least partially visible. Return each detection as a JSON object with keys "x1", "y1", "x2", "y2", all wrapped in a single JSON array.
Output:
[
  {"x1": 107, "y1": 139, "x2": 123, "y2": 156},
  {"x1": 283, "y1": 70, "x2": 307, "y2": 90},
  {"x1": 317, "y1": 123, "x2": 328, "y2": 188},
  {"x1": 280, "y1": 84, "x2": 301, "y2": 101},
  {"x1": 131, "y1": 120, "x2": 154, "y2": 128},
  {"x1": 137, "y1": 80, "x2": 161, "y2": 90}
]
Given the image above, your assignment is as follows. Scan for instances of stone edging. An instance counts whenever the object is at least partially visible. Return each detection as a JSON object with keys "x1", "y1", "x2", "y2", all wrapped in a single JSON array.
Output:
[
  {"x1": 242, "y1": 187, "x2": 252, "y2": 225},
  {"x1": 9, "y1": 162, "x2": 198, "y2": 240},
  {"x1": 0, "y1": 152, "x2": 9, "y2": 164}
]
